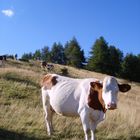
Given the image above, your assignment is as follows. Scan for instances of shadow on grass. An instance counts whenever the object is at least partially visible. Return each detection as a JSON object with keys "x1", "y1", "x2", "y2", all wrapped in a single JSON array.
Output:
[
  {"x1": 130, "y1": 136, "x2": 140, "y2": 140},
  {"x1": 0, "y1": 128, "x2": 39, "y2": 140},
  {"x1": 0, "y1": 128, "x2": 139, "y2": 140},
  {"x1": 0, "y1": 128, "x2": 81, "y2": 140},
  {"x1": 99, "y1": 136, "x2": 140, "y2": 140}
]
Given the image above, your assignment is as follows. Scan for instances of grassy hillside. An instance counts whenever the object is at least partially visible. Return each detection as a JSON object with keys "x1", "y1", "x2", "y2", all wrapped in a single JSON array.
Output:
[{"x1": 0, "y1": 59, "x2": 140, "y2": 140}]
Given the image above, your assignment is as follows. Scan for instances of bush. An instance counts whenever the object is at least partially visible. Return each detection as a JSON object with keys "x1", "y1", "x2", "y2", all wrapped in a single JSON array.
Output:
[
  {"x1": 61, "y1": 67, "x2": 68, "y2": 76},
  {"x1": 19, "y1": 58, "x2": 29, "y2": 62}
]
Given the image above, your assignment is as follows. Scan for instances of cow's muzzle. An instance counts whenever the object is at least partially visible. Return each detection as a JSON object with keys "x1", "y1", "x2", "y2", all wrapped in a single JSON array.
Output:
[{"x1": 107, "y1": 103, "x2": 117, "y2": 110}]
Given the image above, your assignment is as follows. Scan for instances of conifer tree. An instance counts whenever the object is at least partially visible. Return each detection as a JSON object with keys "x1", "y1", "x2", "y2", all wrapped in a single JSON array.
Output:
[
  {"x1": 41, "y1": 46, "x2": 51, "y2": 61},
  {"x1": 87, "y1": 36, "x2": 109, "y2": 73},
  {"x1": 51, "y1": 42, "x2": 65, "y2": 64},
  {"x1": 64, "y1": 37, "x2": 85, "y2": 68},
  {"x1": 121, "y1": 53, "x2": 140, "y2": 82}
]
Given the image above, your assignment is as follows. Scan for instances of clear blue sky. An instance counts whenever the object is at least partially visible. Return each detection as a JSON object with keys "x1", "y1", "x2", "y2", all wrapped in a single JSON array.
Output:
[{"x1": 0, "y1": 0, "x2": 140, "y2": 58}]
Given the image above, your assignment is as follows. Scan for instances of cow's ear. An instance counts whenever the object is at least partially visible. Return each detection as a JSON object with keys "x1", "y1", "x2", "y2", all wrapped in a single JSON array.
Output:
[
  {"x1": 90, "y1": 82, "x2": 96, "y2": 88},
  {"x1": 90, "y1": 81, "x2": 102, "y2": 89},
  {"x1": 118, "y1": 84, "x2": 131, "y2": 92}
]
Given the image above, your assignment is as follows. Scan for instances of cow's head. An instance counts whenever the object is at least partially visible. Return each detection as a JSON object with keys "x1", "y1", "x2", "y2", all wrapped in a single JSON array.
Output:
[
  {"x1": 89, "y1": 76, "x2": 131, "y2": 111},
  {"x1": 102, "y1": 76, "x2": 131, "y2": 110}
]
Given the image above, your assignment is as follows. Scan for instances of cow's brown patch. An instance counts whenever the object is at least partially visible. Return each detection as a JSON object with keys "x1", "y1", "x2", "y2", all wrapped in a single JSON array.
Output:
[
  {"x1": 88, "y1": 81, "x2": 106, "y2": 113},
  {"x1": 41, "y1": 74, "x2": 57, "y2": 89}
]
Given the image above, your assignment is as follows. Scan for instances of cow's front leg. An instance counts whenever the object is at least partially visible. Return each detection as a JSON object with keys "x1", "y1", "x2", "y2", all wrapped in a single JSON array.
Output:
[
  {"x1": 80, "y1": 109, "x2": 90, "y2": 140},
  {"x1": 90, "y1": 111, "x2": 105, "y2": 140},
  {"x1": 90, "y1": 122, "x2": 97, "y2": 140}
]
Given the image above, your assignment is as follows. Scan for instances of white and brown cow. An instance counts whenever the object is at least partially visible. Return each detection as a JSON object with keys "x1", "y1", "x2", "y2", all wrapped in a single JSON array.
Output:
[
  {"x1": 0, "y1": 55, "x2": 6, "y2": 67},
  {"x1": 41, "y1": 61, "x2": 47, "y2": 69},
  {"x1": 41, "y1": 61, "x2": 54, "y2": 71},
  {"x1": 41, "y1": 74, "x2": 131, "y2": 140}
]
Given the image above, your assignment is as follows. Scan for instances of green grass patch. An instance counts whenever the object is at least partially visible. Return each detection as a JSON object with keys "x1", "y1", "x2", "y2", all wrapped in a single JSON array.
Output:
[{"x1": 0, "y1": 72, "x2": 40, "y2": 88}]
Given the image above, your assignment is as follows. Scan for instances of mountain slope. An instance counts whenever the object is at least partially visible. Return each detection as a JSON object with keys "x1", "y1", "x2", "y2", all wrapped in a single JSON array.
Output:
[{"x1": 0, "y1": 59, "x2": 140, "y2": 140}]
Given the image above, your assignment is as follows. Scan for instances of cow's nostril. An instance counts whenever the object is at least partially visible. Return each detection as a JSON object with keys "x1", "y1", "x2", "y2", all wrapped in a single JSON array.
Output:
[
  {"x1": 107, "y1": 103, "x2": 111, "y2": 107},
  {"x1": 107, "y1": 103, "x2": 117, "y2": 110}
]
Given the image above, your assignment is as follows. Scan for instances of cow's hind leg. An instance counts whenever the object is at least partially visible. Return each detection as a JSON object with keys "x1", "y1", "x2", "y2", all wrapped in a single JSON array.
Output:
[
  {"x1": 44, "y1": 106, "x2": 54, "y2": 135},
  {"x1": 42, "y1": 89, "x2": 54, "y2": 135}
]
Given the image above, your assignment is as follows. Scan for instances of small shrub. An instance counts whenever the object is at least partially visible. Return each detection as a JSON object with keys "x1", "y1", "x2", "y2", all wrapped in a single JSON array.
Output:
[
  {"x1": 19, "y1": 58, "x2": 29, "y2": 62},
  {"x1": 61, "y1": 67, "x2": 68, "y2": 76}
]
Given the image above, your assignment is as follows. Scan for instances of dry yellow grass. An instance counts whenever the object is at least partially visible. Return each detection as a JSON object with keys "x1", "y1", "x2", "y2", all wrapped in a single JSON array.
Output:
[{"x1": 0, "y1": 59, "x2": 139, "y2": 140}]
